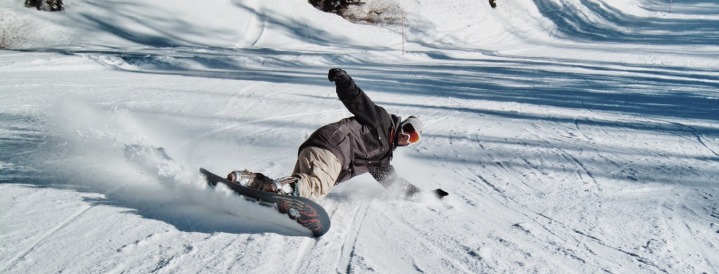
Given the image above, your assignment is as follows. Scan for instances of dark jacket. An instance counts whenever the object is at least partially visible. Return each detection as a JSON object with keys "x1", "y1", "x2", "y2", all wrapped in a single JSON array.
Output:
[{"x1": 298, "y1": 75, "x2": 402, "y2": 187}]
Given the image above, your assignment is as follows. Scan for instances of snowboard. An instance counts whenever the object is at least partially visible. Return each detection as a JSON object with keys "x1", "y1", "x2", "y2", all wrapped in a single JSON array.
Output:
[{"x1": 200, "y1": 168, "x2": 331, "y2": 237}]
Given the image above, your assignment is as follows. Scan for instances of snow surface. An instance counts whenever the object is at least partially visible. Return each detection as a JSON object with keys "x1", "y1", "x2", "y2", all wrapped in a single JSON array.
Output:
[{"x1": 1, "y1": 0, "x2": 718, "y2": 273}]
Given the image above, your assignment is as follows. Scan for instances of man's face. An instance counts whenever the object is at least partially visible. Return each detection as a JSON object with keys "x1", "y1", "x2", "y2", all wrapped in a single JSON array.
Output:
[
  {"x1": 397, "y1": 132, "x2": 412, "y2": 146},
  {"x1": 397, "y1": 123, "x2": 420, "y2": 147}
]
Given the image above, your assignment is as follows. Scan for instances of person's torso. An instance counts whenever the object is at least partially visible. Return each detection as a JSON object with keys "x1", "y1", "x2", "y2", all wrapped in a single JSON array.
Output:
[{"x1": 300, "y1": 117, "x2": 394, "y2": 182}]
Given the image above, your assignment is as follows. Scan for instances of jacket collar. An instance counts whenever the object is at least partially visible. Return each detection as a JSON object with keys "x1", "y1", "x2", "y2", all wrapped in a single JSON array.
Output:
[{"x1": 390, "y1": 114, "x2": 402, "y2": 150}]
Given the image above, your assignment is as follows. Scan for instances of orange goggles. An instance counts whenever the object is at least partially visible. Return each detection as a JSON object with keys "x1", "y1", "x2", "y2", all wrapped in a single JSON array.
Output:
[{"x1": 401, "y1": 123, "x2": 421, "y2": 144}]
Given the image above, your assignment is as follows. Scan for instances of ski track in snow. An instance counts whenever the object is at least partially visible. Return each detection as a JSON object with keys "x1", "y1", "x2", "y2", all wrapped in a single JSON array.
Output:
[
  {"x1": 1, "y1": 205, "x2": 93, "y2": 272},
  {"x1": 2, "y1": 0, "x2": 719, "y2": 273},
  {"x1": 336, "y1": 201, "x2": 371, "y2": 274}
]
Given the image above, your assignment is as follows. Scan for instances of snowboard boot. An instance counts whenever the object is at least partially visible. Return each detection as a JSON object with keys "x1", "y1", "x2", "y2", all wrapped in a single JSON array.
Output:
[
  {"x1": 227, "y1": 170, "x2": 271, "y2": 188},
  {"x1": 227, "y1": 170, "x2": 299, "y2": 196}
]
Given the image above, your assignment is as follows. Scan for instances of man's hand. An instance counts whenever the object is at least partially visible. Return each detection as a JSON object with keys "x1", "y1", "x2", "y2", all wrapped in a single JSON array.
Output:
[
  {"x1": 434, "y1": 188, "x2": 449, "y2": 199},
  {"x1": 328, "y1": 68, "x2": 350, "y2": 84}
]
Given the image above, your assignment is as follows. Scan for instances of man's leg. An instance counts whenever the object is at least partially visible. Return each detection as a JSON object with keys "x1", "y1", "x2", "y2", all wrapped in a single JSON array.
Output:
[{"x1": 292, "y1": 147, "x2": 341, "y2": 200}]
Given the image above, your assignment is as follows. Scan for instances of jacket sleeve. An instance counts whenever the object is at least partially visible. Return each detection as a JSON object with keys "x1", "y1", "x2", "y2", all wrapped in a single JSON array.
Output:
[
  {"x1": 370, "y1": 164, "x2": 420, "y2": 198},
  {"x1": 335, "y1": 77, "x2": 388, "y2": 128}
]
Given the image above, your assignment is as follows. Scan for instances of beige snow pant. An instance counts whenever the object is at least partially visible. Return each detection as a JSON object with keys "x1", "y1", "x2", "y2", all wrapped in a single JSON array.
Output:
[{"x1": 292, "y1": 147, "x2": 342, "y2": 200}]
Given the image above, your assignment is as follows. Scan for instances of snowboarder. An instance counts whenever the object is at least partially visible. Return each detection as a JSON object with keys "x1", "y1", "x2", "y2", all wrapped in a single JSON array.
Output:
[{"x1": 227, "y1": 68, "x2": 431, "y2": 201}]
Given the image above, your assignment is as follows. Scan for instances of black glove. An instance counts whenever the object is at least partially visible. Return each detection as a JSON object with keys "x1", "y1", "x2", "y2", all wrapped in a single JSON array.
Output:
[
  {"x1": 328, "y1": 68, "x2": 350, "y2": 84},
  {"x1": 434, "y1": 188, "x2": 449, "y2": 199}
]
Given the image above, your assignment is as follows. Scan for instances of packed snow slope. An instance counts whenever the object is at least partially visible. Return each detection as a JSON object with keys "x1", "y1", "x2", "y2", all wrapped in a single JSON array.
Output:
[{"x1": 2, "y1": 0, "x2": 719, "y2": 273}]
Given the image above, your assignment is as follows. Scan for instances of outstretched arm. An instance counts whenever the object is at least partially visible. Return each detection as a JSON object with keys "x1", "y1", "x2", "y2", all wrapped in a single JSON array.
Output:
[
  {"x1": 328, "y1": 68, "x2": 386, "y2": 127},
  {"x1": 370, "y1": 164, "x2": 448, "y2": 199},
  {"x1": 370, "y1": 164, "x2": 420, "y2": 198}
]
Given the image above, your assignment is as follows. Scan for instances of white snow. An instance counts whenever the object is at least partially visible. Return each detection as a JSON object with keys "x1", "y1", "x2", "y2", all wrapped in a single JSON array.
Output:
[{"x1": 1, "y1": 0, "x2": 718, "y2": 273}]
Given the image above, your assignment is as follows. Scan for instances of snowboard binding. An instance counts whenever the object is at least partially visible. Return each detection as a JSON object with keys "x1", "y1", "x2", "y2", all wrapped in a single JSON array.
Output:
[{"x1": 227, "y1": 170, "x2": 298, "y2": 196}]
